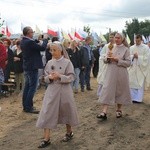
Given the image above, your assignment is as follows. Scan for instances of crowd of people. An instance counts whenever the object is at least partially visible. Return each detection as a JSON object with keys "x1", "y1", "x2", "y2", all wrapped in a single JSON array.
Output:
[{"x1": 0, "y1": 26, "x2": 150, "y2": 148}]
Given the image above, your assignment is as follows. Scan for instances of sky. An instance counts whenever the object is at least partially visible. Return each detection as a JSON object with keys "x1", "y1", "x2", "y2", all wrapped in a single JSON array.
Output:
[{"x1": 0, "y1": 0, "x2": 150, "y2": 34}]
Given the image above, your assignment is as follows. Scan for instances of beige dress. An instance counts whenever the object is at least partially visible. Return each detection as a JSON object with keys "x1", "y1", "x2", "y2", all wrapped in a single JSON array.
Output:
[
  {"x1": 36, "y1": 57, "x2": 79, "y2": 129},
  {"x1": 98, "y1": 44, "x2": 132, "y2": 105}
]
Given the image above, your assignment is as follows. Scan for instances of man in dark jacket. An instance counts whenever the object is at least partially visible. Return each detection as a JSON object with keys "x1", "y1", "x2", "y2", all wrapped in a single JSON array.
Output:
[
  {"x1": 21, "y1": 26, "x2": 48, "y2": 113},
  {"x1": 79, "y1": 36, "x2": 95, "y2": 92},
  {"x1": 92, "y1": 44, "x2": 100, "y2": 78}
]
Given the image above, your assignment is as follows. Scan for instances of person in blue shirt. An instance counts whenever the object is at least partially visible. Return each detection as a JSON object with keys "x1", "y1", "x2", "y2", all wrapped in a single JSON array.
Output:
[
  {"x1": 79, "y1": 36, "x2": 95, "y2": 92},
  {"x1": 20, "y1": 26, "x2": 48, "y2": 114}
]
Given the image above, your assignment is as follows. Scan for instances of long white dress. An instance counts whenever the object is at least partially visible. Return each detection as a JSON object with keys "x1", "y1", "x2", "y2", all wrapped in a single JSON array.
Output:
[
  {"x1": 128, "y1": 43, "x2": 150, "y2": 102},
  {"x1": 97, "y1": 43, "x2": 110, "y2": 96}
]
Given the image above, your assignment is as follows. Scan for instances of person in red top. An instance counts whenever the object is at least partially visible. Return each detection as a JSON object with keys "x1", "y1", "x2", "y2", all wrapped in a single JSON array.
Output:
[{"x1": 0, "y1": 41, "x2": 7, "y2": 95}]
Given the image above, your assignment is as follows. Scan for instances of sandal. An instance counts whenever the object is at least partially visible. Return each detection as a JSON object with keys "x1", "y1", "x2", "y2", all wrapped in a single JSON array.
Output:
[
  {"x1": 96, "y1": 112, "x2": 107, "y2": 121},
  {"x1": 38, "y1": 139, "x2": 51, "y2": 148},
  {"x1": 116, "y1": 110, "x2": 122, "y2": 118},
  {"x1": 62, "y1": 132, "x2": 74, "y2": 142}
]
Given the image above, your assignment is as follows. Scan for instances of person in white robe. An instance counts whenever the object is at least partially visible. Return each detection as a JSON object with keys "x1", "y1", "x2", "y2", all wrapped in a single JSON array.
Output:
[
  {"x1": 128, "y1": 34, "x2": 150, "y2": 103},
  {"x1": 97, "y1": 33, "x2": 115, "y2": 96}
]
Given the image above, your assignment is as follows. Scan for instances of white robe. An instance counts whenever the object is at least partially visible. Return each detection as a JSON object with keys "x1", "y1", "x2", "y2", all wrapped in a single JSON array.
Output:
[
  {"x1": 97, "y1": 43, "x2": 114, "y2": 96},
  {"x1": 97, "y1": 44, "x2": 108, "y2": 96},
  {"x1": 128, "y1": 43, "x2": 150, "y2": 102},
  {"x1": 130, "y1": 87, "x2": 144, "y2": 102}
]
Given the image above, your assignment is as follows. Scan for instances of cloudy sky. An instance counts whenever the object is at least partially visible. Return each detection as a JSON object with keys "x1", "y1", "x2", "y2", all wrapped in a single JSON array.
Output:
[{"x1": 0, "y1": 0, "x2": 150, "y2": 34}]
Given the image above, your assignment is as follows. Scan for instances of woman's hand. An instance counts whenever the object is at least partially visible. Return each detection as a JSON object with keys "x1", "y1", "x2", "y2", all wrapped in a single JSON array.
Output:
[
  {"x1": 49, "y1": 74, "x2": 54, "y2": 80},
  {"x1": 107, "y1": 51, "x2": 113, "y2": 58},
  {"x1": 51, "y1": 72, "x2": 61, "y2": 80},
  {"x1": 14, "y1": 57, "x2": 20, "y2": 61},
  {"x1": 133, "y1": 52, "x2": 138, "y2": 59},
  {"x1": 109, "y1": 57, "x2": 119, "y2": 62}
]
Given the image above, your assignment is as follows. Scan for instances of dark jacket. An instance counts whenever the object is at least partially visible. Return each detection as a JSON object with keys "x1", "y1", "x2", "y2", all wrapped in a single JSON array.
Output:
[
  {"x1": 20, "y1": 37, "x2": 48, "y2": 71},
  {"x1": 13, "y1": 50, "x2": 23, "y2": 73},
  {"x1": 3, "y1": 48, "x2": 14, "y2": 82},
  {"x1": 93, "y1": 47, "x2": 100, "y2": 64},
  {"x1": 6, "y1": 48, "x2": 14, "y2": 72},
  {"x1": 45, "y1": 47, "x2": 52, "y2": 63},
  {"x1": 67, "y1": 48, "x2": 81, "y2": 69},
  {"x1": 80, "y1": 45, "x2": 95, "y2": 67}
]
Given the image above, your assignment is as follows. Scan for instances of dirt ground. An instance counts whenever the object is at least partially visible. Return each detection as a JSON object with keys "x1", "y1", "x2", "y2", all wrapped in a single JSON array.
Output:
[{"x1": 0, "y1": 78, "x2": 150, "y2": 150}]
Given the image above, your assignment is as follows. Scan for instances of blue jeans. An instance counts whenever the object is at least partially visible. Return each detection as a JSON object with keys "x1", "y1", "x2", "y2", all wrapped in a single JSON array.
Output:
[
  {"x1": 71, "y1": 68, "x2": 80, "y2": 90},
  {"x1": 22, "y1": 70, "x2": 38, "y2": 111},
  {"x1": 80, "y1": 64, "x2": 92, "y2": 89}
]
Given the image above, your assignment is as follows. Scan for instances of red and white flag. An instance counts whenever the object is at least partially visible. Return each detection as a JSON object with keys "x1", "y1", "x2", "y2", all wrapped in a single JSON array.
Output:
[
  {"x1": 6, "y1": 24, "x2": 11, "y2": 37},
  {"x1": 74, "y1": 31, "x2": 83, "y2": 40},
  {"x1": 0, "y1": 27, "x2": 5, "y2": 35},
  {"x1": 68, "y1": 33, "x2": 73, "y2": 40},
  {"x1": 47, "y1": 26, "x2": 57, "y2": 36}
]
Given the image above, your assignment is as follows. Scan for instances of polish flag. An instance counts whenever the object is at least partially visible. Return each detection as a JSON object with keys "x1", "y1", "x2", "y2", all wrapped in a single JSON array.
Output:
[
  {"x1": 6, "y1": 25, "x2": 11, "y2": 37},
  {"x1": 47, "y1": 27, "x2": 57, "y2": 36},
  {"x1": 0, "y1": 27, "x2": 5, "y2": 35},
  {"x1": 68, "y1": 33, "x2": 73, "y2": 40},
  {"x1": 74, "y1": 31, "x2": 83, "y2": 40}
]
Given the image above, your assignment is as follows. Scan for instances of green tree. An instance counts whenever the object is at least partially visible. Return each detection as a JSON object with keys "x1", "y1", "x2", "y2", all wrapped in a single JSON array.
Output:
[
  {"x1": 125, "y1": 18, "x2": 150, "y2": 45},
  {"x1": 139, "y1": 20, "x2": 150, "y2": 37},
  {"x1": 125, "y1": 18, "x2": 140, "y2": 45},
  {"x1": 83, "y1": 25, "x2": 91, "y2": 35}
]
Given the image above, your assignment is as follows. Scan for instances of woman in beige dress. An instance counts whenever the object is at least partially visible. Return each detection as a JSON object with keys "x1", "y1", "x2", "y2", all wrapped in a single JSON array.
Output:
[
  {"x1": 36, "y1": 41, "x2": 79, "y2": 148},
  {"x1": 97, "y1": 33, "x2": 132, "y2": 121}
]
